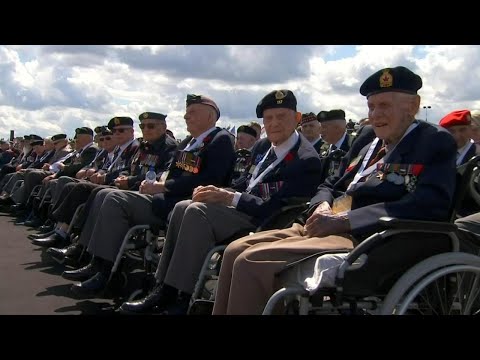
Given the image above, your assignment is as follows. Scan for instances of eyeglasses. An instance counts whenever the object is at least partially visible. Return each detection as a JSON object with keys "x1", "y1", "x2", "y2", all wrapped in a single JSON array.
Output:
[
  {"x1": 112, "y1": 128, "x2": 127, "y2": 134},
  {"x1": 98, "y1": 136, "x2": 112, "y2": 141},
  {"x1": 139, "y1": 123, "x2": 158, "y2": 130}
]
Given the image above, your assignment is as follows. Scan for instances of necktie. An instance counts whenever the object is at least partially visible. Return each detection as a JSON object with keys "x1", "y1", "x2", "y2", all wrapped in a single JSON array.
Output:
[
  {"x1": 367, "y1": 144, "x2": 386, "y2": 168},
  {"x1": 258, "y1": 148, "x2": 277, "y2": 174}
]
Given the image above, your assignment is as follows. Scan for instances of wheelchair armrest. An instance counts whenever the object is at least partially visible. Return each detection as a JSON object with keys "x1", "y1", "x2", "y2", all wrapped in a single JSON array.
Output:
[
  {"x1": 337, "y1": 217, "x2": 459, "y2": 280},
  {"x1": 378, "y1": 217, "x2": 458, "y2": 233}
]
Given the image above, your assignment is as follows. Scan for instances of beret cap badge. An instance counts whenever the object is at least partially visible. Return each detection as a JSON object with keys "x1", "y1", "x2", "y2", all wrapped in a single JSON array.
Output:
[
  {"x1": 379, "y1": 69, "x2": 393, "y2": 88},
  {"x1": 142, "y1": 113, "x2": 149, "y2": 119},
  {"x1": 275, "y1": 90, "x2": 286, "y2": 104},
  {"x1": 114, "y1": 117, "x2": 120, "y2": 125}
]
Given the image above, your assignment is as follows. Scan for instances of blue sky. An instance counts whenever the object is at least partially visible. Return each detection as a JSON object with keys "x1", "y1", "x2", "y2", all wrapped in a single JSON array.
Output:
[{"x1": 1, "y1": 45, "x2": 479, "y2": 140}]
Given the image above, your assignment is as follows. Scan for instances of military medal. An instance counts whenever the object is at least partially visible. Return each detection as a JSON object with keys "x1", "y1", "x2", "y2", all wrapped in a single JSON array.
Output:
[{"x1": 404, "y1": 174, "x2": 410, "y2": 185}]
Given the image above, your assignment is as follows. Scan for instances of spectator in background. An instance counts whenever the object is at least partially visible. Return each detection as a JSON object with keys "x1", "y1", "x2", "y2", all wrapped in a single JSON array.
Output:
[{"x1": 249, "y1": 121, "x2": 262, "y2": 140}]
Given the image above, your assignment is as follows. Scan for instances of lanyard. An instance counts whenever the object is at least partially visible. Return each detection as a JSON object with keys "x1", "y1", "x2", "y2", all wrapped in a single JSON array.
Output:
[
  {"x1": 348, "y1": 138, "x2": 381, "y2": 189},
  {"x1": 108, "y1": 139, "x2": 135, "y2": 171},
  {"x1": 348, "y1": 122, "x2": 419, "y2": 190},
  {"x1": 246, "y1": 147, "x2": 289, "y2": 193}
]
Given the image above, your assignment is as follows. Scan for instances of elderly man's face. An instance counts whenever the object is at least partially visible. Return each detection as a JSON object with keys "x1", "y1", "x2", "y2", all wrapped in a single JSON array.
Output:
[
  {"x1": 140, "y1": 120, "x2": 166, "y2": 142},
  {"x1": 184, "y1": 104, "x2": 215, "y2": 137},
  {"x1": 263, "y1": 108, "x2": 298, "y2": 146},
  {"x1": 367, "y1": 92, "x2": 416, "y2": 145},
  {"x1": 447, "y1": 125, "x2": 472, "y2": 149},
  {"x1": 112, "y1": 126, "x2": 134, "y2": 145},
  {"x1": 235, "y1": 132, "x2": 256, "y2": 150},
  {"x1": 301, "y1": 121, "x2": 322, "y2": 142}
]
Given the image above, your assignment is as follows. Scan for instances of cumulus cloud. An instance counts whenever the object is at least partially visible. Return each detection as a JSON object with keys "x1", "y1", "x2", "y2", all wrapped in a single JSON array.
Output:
[{"x1": 0, "y1": 45, "x2": 479, "y2": 140}]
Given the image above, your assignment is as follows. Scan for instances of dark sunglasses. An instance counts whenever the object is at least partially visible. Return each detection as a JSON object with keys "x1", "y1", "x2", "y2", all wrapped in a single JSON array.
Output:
[
  {"x1": 112, "y1": 128, "x2": 127, "y2": 134},
  {"x1": 139, "y1": 123, "x2": 157, "y2": 130},
  {"x1": 98, "y1": 136, "x2": 112, "y2": 141}
]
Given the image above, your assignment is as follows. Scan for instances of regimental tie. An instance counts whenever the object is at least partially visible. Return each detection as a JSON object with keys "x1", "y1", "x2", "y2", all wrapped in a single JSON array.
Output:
[
  {"x1": 367, "y1": 143, "x2": 387, "y2": 168},
  {"x1": 257, "y1": 148, "x2": 278, "y2": 174}
]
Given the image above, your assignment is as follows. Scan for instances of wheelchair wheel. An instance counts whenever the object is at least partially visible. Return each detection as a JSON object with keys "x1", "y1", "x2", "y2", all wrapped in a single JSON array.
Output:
[{"x1": 380, "y1": 252, "x2": 480, "y2": 315}]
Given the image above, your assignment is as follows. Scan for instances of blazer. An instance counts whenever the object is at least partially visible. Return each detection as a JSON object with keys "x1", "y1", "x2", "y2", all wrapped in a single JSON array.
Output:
[
  {"x1": 234, "y1": 134, "x2": 322, "y2": 226},
  {"x1": 310, "y1": 120, "x2": 457, "y2": 238},
  {"x1": 152, "y1": 127, "x2": 236, "y2": 219}
]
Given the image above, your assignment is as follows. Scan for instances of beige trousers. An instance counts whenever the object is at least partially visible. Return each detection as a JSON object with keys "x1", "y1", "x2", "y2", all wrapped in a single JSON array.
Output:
[{"x1": 212, "y1": 223, "x2": 355, "y2": 315}]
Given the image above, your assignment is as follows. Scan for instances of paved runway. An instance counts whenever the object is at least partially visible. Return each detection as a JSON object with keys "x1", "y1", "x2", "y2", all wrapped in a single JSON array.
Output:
[{"x1": 0, "y1": 212, "x2": 122, "y2": 315}]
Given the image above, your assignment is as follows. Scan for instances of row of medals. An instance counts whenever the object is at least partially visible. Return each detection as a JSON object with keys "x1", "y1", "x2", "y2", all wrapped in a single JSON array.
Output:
[
  {"x1": 377, "y1": 171, "x2": 417, "y2": 187},
  {"x1": 176, "y1": 161, "x2": 199, "y2": 174}
]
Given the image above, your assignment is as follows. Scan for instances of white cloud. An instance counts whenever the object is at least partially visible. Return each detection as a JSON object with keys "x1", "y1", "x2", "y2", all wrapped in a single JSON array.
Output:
[{"x1": 0, "y1": 45, "x2": 479, "y2": 141}]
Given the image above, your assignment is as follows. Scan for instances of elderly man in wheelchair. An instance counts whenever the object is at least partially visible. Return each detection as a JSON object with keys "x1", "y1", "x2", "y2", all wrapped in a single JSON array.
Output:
[{"x1": 211, "y1": 65, "x2": 465, "y2": 315}]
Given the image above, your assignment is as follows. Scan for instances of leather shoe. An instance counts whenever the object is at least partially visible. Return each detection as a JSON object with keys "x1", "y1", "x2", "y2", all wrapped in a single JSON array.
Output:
[
  {"x1": 31, "y1": 233, "x2": 68, "y2": 248},
  {"x1": 70, "y1": 272, "x2": 108, "y2": 297},
  {"x1": 62, "y1": 262, "x2": 100, "y2": 281},
  {"x1": 118, "y1": 284, "x2": 177, "y2": 314},
  {"x1": 24, "y1": 217, "x2": 43, "y2": 228},
  {"x1": 28, "y1": 230, "x2": 56, "y2": 240},
  {"x1": 38, "y1": 224, "x2": 55, "y2": 234},
  {"x1": 47, "y1": 243, "x2": 83, "y2": 264}
]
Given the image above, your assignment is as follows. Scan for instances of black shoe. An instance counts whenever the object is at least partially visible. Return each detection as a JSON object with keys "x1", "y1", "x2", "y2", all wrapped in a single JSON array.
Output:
[
  {"x1": 118, "y1": 284, "x2": 178, "y2": 314},
  {"x1": 24, "y1": 217, "x2": 43, "y2": 228},
  {"x1": 62, "y1": 262, "x2": 100, "y2": 281},
  {"x1": 31, "y1": 233, "x2": 68, "y2": 248},
  {"x1": 28, "y1": 230, "x2": 56, "y2": 240},
  {"x1": 70, "y1": 272, "x2": 108, "y2": 297},
  {"x1": 47, "y1": 243, "x2": 83, "y2": 264},
  {"x1": 38, "y1": 224, "x2": 55, "y2": 234}
]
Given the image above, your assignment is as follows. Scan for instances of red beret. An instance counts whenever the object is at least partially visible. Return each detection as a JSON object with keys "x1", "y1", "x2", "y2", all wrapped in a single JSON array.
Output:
[
  {"x1": 186, "y1": 94, "x2": 220, "y2": 120},
  {"x1": 439, "y1": 110, "x2": 471, "y2": 128}
]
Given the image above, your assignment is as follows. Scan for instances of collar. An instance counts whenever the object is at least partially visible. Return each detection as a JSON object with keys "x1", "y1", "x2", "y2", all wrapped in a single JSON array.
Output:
[
  {"x1": 118, "y1": 138, "x2": 135, "y2": 152},
  {"x1": 191, "y1": 126, "x2": 217, "y2": 144},
  {"x1": 330, "y1": 132, "x2": 347, "y2": 151},
  {"x1": 79, "y1": 142, "x2": 94, "y2": 154},
  {"x1": 271, "y1": 131, "x2": 299, "y2": 158}
]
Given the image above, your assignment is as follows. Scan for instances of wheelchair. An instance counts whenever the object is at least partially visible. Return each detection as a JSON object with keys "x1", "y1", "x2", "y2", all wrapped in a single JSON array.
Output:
[
  {"x1": 262, "y1": 155, "x2": 480, "y2": 315},
  {"x1": 188, "y1": 197, "x2": 312, "y2": 314}
]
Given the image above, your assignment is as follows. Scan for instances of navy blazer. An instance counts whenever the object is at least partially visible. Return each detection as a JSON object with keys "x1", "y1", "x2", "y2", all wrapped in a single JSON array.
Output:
[
  {"x1": 151, "y1": 128, "x2": 235, "y2": 219},
  {"x1": 310, "y1": 121, "x2": 457, "y2": 238},
  {"x1": 126, "y1": 134, "x2": 178, "y2": 190},
  {"x1": 56, "y1": 144, "x2": 99, "y2": 178},
  {"x1": 234, "y1": 134, "x2": 322, "y2": 226}
]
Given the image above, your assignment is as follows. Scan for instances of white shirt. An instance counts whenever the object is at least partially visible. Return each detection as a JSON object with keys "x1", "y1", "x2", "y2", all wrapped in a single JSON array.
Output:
[
  {"x1": 184, "y1": 127, "x2": 217, "y2": 152},
  {"x1": 231, "y1": 131, "x2": 299, "y2": 207},
  {"x1": 457, "y1": 139, "x2": 475, "y2": 166},
  {"x1": 329, "y1": 131, "x2": 347, "y2": 152}
]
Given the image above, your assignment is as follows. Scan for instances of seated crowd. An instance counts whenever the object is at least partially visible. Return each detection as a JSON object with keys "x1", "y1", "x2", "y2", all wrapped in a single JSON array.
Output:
[{"x1": 1, "y1": 65, "x2": 480, "y2": 315}]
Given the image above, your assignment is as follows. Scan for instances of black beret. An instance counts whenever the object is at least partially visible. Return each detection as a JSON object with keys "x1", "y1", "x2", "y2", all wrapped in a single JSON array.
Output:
[
  {"x1": 316, "y1": 111, "x2": 328, "y2": 122},
  {"x1": 139, "y1": 112, "x2": 167, "y2": 121},
  {"x1": 51, "y1": 134, "x2": 67, "y2": 141},
  {"x1": 99, "y1": 128, "x2": 113, "y2": 136},
  {"x1": 256, "y1": 90, "x2": 297, "y2": 118},
  {"x1": 30, "y1": 140, "x2": 44, "y2": 146},
  {"x1": 75, "y1": 127, "x2": 94, "y2": 137},
  {"x1": 108, "y1": 116, "x2": 134, "y2": 130},
  {"x1": 29, "y1": 134, "x2": 43, "y2": 141},
  {"x1": 186, "y1": 94, "x2": 220, "y2": 120},
  {"x1": 359, "y1": 66, "x2": 423, "y2": 98},
  {"x1": 319, "y1": 109, "x2": 346, "y2": 123},
  {"x1": 94, "y1": 125, "x2": 108, "y2": 134},
  {"x1": 237, "y1": 125, "x2": 257, "y2": 138}
]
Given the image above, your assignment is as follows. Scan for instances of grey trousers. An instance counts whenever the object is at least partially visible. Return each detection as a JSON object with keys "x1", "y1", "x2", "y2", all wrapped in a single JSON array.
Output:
[
  {"x1": 78, "y1": 188, "x2": 122, "y2": 248},
  {"x1": 83, "y1": 190, "x2": 165, "y2": 263},
  {"x1": 11, "y1": 169, "x2": 52, "y2": 205},
  {"x1": 51, "y1": 176, "x2": 80, "y2": 209},
  {"x1": 2, "y1": 172, "x2": 21, "y2": 193},
  {"x1": 154, "y1": 200, "x2": 255, "y2": 295},
  {"x1": 0, "y1": 172, "x2": 15, "y2": 191}
]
